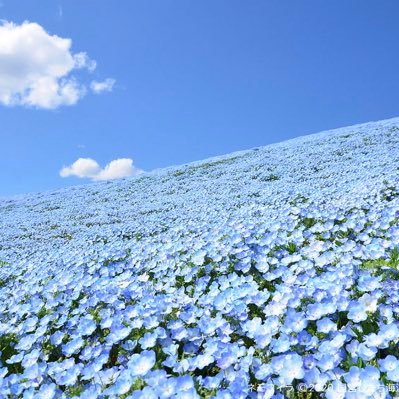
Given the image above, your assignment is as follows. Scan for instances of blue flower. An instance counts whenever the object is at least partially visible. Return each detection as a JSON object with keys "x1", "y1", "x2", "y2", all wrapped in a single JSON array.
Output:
[
  {"x1": 35, "y1": 383, "x2": 57, "y2": 399},
  {"x1": 128, "y1": 350, "x2": 156, "y2": 377},
  {"x1": 325, "y1": 380, "x2": 346, "y2": 399},
  {"x1": 316, "y1": 318, "x2": 337, "y2": 334},
  {"x1": 379, "y1": 355, "x2": 399, "y2": 372},
  {"x1": 272, "y1": 353, "x2": 304, "y2": 385},
  {"x1": 62, "y1": 336, "x2": 84, "y2": 356},
  {"x1": 139, "y1": 332, "x2": 157, "y2": 349},
  {"x1": 103, "y1": 371, "x2": 133, "y2": 396}
]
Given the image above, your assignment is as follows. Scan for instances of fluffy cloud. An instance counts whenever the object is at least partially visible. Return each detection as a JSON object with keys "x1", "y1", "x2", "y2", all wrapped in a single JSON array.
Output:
[
  {"x1": 0, "y1": 21, "x2": 113, "y2": 109},
  {"x1": 60, "y1": 158, "x2": 142, "y2": 181},
  {"x1": 91, "y1": 78, "x2": 115, "y2": 94}
]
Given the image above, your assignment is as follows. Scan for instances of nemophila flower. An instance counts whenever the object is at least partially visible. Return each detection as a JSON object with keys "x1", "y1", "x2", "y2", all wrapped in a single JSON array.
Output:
[
  {"x1": 103, "y1": 371, "x2": 132, "y2": 396},
  {"x1": 128, "y1": 350, "x2": 156, "y2": 377},
  {"x1": 76, "y1": 317, "x2": 97, "y2": 336},
  {"x1": 254, "y1": 363, "x2": 272, "y2": 380},
  {"x1": 107, "y1": 324, "x2": 131, "y2": 343},
  {"x1": 347, "y1": 302, "x2": 368, "y2": 323},
  {"x1": 357, "y1": 343, "x2": 377, "y2": 361},
  {"x1": 303, "y1": 355, "x2": 316, "y2": 370},
  {"x1": 271, "y1": 334, "x2": 291, "y2": 353},
  {"x1": 364, "y1": 332, "x2": 383, "y2": 348},
  {"x1": 297, "y1": 330, "x2": 319, "y2": 350},
  {"x1": 174, "y1": 388, "x2": 201, "y2": 399},
  {"x1": 306, "y1": 303, "x2": 330, "y2": 320},
  {"x1": 129, "y1": 386, "x2": 158, "y2": 399},
  {"x1": 62, "y1": 336, "x2": 84, "y2": 356},
  {"x1": 50, "y1": 331, "x2": 64, "y2": 346},
  {"x1": 202, "y1": 373, "x2": 224, "y2": 391},
  {"x1": 143, "y1": 316, "x2": 159, "y2": 329},
  {"x1": 80, "y1": 384, "x2": 101, "y2": 399},
  {"x1": 303, "y1": 367, "x2": 329, "y2": 392},
  {"x1": 386, "y1": 366, "x2": 399, "y2": 382},
  {"x1": 145, "y1": 369, "x2": 168, "y2": 387},
  {"x1": 318, "y1": 333, "x2": 346, "y2": 354},
  {"x1": 356, "y1": 366, "x2": 381, "y2": 396},
  {"x1": 254, "y1": 332, "x2": 272, "y2": 348},
  {"x1": 55, "y1": 365, "x2": 81, "y2": 386},
  {"x1": 155, "y1": 378, "x2": 179, "y2": 398},
  {"x1": 96, "y1": 367, "x2": 119, "y2": 385},
  {"x1": 139, "y1": 332, "x2": 157, "y2": 349},
  {"x1": 379, "y1": 355, "x2": 399, "y2": 372},
  {"x1": 272, "y1": 353, "x2": 304, "y2": 385},
  {"x1": 283, "y1": 310, "x2": 308, "y2": 333},
  {"x1": 34, "y1": 383, "x2": 57, "y2": 399},
  {"x1": 173, "y1": 358, "x2": 190, "y2": 373},
  {"x1": 21, "y1": 349, "x2": 41, "y2": 369},
  {"x1": 242, "y1": 317, "x2": 262, "y2": 338},
  {"x1": 192, "y1": 250, "x2": 207, "y2": 266},
  {"x1": 316, "y1": 317, "x2": 337, "y2": 334},
  {"x1": 6, "y1": 353, "x2": 24, "y2": 364},
  {"x1": 379, "y1": 323, "x2": 399, "y2": 342},
  {"x1": 345, "y1": 366, "x2": 362, "y2": 390},
  {"x1": 217, "y1": 351, "x2": 237, "y2": 370},
  {"x1": 357, "y1": 274, "x2": 381, "y2": 292},
  {"x1": 317, "y1": 353, "x2": 341, "y2": 371},
  {"x1": 2, "y1": 121, "x2": 399, "y2": 396},
  {"x1": 325, "y1": 380, "x2": 346, "y2": 399},
  {"x1": 194, "y1": 353, "x2": 215, "y2": 369},
  {"x1": 175, "y1": 375, "x2": 195, "y2": 391},
  {"x1": 379, "y1": 305, "x2": 394, "y2": 323},
  {"x1": 162, "y1": 342, "x2": 179, "y2": 356},
  {"x1": 15, "y1": 334, "x2": 36, "y2": 351},
  {"x1": 22, "y1": 363, "x2": 41, "y2": 380}
]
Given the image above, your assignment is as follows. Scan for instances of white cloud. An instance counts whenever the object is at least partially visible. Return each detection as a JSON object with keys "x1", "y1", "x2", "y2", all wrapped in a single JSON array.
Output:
[
  {"x1": 60, "y1": 158, "x2": 101, "y2": 179},
  {"x1": 0, "y1": 21, "x2": 113, "y2": 109},
  {"x1": 60, "y1": 158, "x2": 143, "y2": 181},
  {"x1": 74, "y1": 52, "x2": 97, "y2": 72},
  {"x1": 90, "y1": 78, "x2": 115, "y2": 94}
]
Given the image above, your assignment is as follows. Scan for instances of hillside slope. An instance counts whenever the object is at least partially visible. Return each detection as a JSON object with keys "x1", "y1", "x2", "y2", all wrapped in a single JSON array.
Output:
[{"x1": 1, "y1": 118, "x2": 399, "y2": 398}]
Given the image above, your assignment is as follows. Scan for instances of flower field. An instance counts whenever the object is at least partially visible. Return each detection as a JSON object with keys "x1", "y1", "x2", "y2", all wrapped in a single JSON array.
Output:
[{"x1": 1, "y1": 118, "x2": 399, "y2": 398}]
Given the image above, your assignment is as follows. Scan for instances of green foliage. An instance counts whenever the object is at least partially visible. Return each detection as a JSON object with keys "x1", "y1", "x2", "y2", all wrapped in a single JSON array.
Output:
[
  {"x1": 88, "y1": 308, "x2": 102, "y2": 323},
  {"x1": 285, "y1": 242, "x2": 298, "y2": 254},
  {"x1": 0, "y1": 333, "x2": 22, "y2": 375},
  {"x1": 119, "y1": 378, "x2": 145, "y2": 399},
  {"x1": 363, "y1": 137, "x2": 375, "y2": 146},
  {"x1": 389, "y1": 247, "x2": 399, "y2": 267},
  {"x1": 64, "y1": 384, "x2": 85, "y2": 397},
  {"x1": 173, "y1": 170, "x2": 185, "y2": 177},
  {"x1": 37, "y1": 306, "x2": 52, "y2": 319},
  {"x1": 262, "y1": 174, "x2": 280, "y2": 182},
  {"x1": 380, "y1": 182, "x2": 399, "y2": 202},
  {"x1": 336, "y1": 311, "x2": 349, "y2": 329},
  {"x1": 195, "y1": 385, "x2": 218, "y2": 399},
  {"x1": 247, "y1": 303, "x2": 264, "y2": 319},
  {"x1": 106, "y1": 343, "x2": 121, "y2": 367},
  {"x1": 42, "y1": 340, "x2": 63, "y2": 362},
  {"x1": 173, "y1": 155, "x2": 246, "y2": 178},
  {"x1": 250, "y1": 266, "x2": 276, "y2": 293},
  {"x1": 300, "y1": 217, "x2": 317, "y2": 229},
  {"x1": 361, "y1": 247, "x2": 399, "y2": 273},
  {"x1": 0, "y1": 278, "x2": 9, "y2": 288},
  {"x1": 289, "y1": 195, "x2": 309, "y2": 206}
]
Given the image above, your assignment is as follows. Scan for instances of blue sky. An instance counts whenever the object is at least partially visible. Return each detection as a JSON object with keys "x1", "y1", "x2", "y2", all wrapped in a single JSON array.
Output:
[{"x1": 1, "y1": 1, "x2": 399, "y2": 196}]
